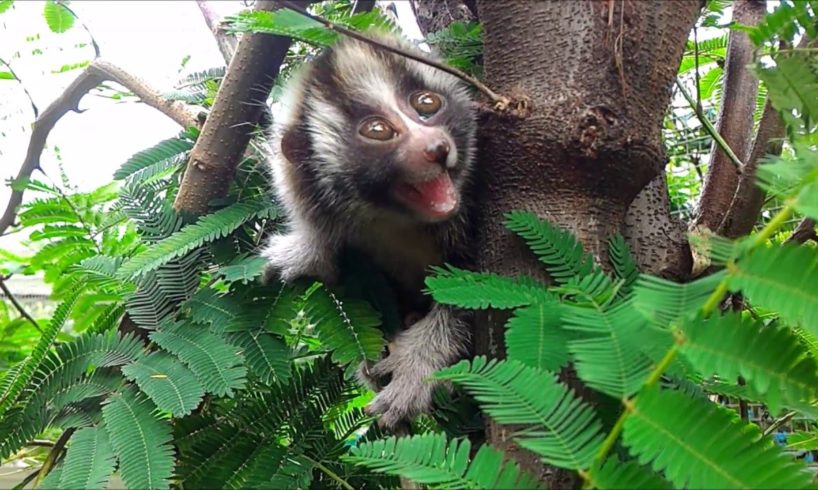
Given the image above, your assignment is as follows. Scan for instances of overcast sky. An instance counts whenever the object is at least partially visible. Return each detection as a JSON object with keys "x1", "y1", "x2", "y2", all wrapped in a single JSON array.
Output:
[{"x1": 0, "y1": 1, "x2": 421, "y2": 255}]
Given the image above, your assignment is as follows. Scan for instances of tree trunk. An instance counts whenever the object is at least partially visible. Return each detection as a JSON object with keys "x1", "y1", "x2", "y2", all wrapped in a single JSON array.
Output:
[{"x1": 473, "y1": 1, "x2": 700, "y2": 485}]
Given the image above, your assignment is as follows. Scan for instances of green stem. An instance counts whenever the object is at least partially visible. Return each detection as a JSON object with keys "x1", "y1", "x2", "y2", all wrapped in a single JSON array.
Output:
[
  {"x1": 752, "y1": 204, "x2": 793, "y2": 247},
  {"x1": 675, "y1": 79, "x2": 744, "y2": 170},
  {"x1": 304, "y1": 456, "x2": 355, "y2": 490}
]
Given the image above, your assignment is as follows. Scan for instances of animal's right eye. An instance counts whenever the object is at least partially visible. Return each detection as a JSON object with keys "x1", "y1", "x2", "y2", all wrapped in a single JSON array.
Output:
[{"x1": 358, "y1": 117, "x2": 398, "y2": 141}]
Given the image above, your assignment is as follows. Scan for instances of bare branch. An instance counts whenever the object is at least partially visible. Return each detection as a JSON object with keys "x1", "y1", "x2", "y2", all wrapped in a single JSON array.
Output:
[
  {"x1": 692, "y1": 0, "x2": 766, "y2": 232},
  {"x1": 196, "y1": 0, "x2": 238, "y2": 63},
  {"x1": 0, "y1": 59, "x2": 200, "y2": 237},
  {"x1": 173, "y1": 0, "x2": 292, "y2": 215},
  {"x1": 786, "y1": 218, "x2": 817, "y2": 245},
  {"x1": 0, "y1": 57, "x2": 39, "y2": 118},
  {"x1": 0, "y1": 275, "x2": 43, "y2": 333}
]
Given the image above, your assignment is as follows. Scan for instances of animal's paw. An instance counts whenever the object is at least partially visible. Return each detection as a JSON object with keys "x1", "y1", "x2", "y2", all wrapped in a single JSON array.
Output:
[
  {"x1": 364, "y1": 338, "x2": 442, "y2": 428},
  {"x1": 260, "y1": 233, "x2": 338, "y2": 285}
]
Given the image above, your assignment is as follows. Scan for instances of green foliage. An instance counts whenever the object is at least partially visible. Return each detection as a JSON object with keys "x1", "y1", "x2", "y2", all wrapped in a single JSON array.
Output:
[
  {"x1": 113, "y1": 133, "x2": 194, "y2": 181},
  {"x1": 102, "y1": 386, "x2": 175, "y2": 490},
  {"x1": 43, "y1": 0, "x2": 75, "y2": 33},
  {"x1": 435, "y1": 357, "x2": 604, "y2": 470},
  {"x1": 121, "y1": 351, "x2": 205, "y2": 417},
  {"x1": 623, "y1": 387, "x2": 812, "y2": 489},
  {"x1": 345, "y1": 432, "x2": 542, "y2": 489},
  {"x1": 58, "y1": 427, "x2": 116, "y2": 490}
]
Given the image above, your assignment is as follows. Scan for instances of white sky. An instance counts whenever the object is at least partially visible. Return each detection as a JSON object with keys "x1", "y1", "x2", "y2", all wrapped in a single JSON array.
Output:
[{"x1": 0, "y1": 1, "x2": 421, "y2": 255}]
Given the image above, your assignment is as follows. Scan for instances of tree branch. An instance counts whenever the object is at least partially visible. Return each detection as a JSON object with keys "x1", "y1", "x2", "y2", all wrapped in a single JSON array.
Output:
[
  {"x1": 785, "y1": 218, "x2": 817, "y2": 245},
  {"x1": 718, "y1": 33, "x2": 815, "y2": 238},
  {"x1": 279, "y1": 1, "x2": 513, "y2": 109},
  {"x1": 0, "y1": 275, "x2": 42, "y2": 333},
  {"x1": 692, "y1": 0, "x2": 766, "y2": 232},
  {"x1": 196, "y1": 0, "x2": 238, "y2": 63},
  {"x1": 0, "y1": 59, "x2": 200, "y2": 237},
  {"x1": 173, "y1": 0, "x2": 293, "y2": 215}
]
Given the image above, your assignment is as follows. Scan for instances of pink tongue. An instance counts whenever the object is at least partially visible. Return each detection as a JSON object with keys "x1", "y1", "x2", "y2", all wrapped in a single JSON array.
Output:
[{"x1": 412, "y1": 172, "x2": 457, "y2": 215}]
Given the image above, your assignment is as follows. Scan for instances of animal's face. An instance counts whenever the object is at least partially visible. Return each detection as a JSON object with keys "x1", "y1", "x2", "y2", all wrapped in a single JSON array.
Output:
[{"x1": 281, "y1": 35, "x2": 476, "y2": 223}]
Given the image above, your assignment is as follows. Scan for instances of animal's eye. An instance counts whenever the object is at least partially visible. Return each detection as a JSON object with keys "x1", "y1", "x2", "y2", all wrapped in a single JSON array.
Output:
[
  {"x1": 410, "y1": 91, "x2": 443, "y2": 117},
  {"x1": 358, "y1": 117, "x2": 398, "y2": 141}
]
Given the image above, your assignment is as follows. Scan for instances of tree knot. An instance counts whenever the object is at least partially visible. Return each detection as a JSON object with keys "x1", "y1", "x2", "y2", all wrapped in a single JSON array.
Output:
[{"x1": 577, "y1": 106, "x2": 619, "y2": 158}]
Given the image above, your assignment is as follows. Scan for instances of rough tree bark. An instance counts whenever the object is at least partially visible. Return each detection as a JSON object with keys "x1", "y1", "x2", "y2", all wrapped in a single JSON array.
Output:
[
  {"x1": 173, "y1": 0, "x2": 292, "y2": 215},
  {"x1": 473, "y1": 1, "x2": 700, "y2": 485},
  {"x1": 693, "y1": 0, "x2": 766, "y2": 233}
]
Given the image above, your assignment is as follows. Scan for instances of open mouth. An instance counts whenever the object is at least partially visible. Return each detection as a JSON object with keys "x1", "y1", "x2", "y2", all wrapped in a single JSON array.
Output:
[{"x1": 393, "y1": 171, "x2": 459, "y2": 221}]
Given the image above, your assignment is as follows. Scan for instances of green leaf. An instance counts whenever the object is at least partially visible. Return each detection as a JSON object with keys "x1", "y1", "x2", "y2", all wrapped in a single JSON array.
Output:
[
  {"x1": 0, "y1": 71, "x2": 14, "y2": 80},
  {"x1": 504, "y1": 211, "x2": 597, "y2": 285},
  {"x1": 43, "y1": 0, "x2": 75, "y2": 33},
  {"x1": 434, "y1": 357, "x2": 604, "y2": 470},
  {"x1": 623, "y1": 387, "x2": 812, "y2": 489},
  {"x1": 113, "y1": 135, "x2": 192, "y2": 180},
  {"x1": 588, "y1": 457, "x2": 671, "y2": 490},
  {"x1": 563, "y1": 301, "x2": 655, "y2": 398},
  {"x1": 681, "y1": 312, "x2": 818, "y2": 412},
  {"x1": 217, "y1": 255, "x2": 268, "y2": 284},
  {"x1": 633, "y1": 271, "x2": 726, "y2": 327},
  {"x1": 150, "y1": 321, "x2": 246, "y2": 397},
  {"x1": 345, "y1": 433, "x2": 542, "y2": 489},
  {"x1": 58, "y1": 427, "x2": 116, "y2": 490},
  {"x1": 505, "y1": 301, "x2": 570, "y2": 372},
  {"x1": 122, "y1": 351, "x2": 205, "y2": 416},
  {"x1": 226, "y1": 330, "x2": 290, "y2": 385},
  {"x1": 729, "y1": 244, "x2": 818, "y2": 336},
  {"x1": 0, "y1": 290, "x2": 79, "y2": 418},
  {"x1": 755, "y1": 54, "x2": 818, "y2": 130},
  {"x1": 426, "y1": 266, "x2": 549, "y2": 309},
  {"x1": 787, "y1": 432, "x2": 818, "y2": 451},
  {"x1": 303, "y1": 285, "x2": 385, "y2": 369},
  {"x1": 117, "y1": 199, "x2": 274, "y2": 279},
  {"x1": 608, "y1": 234, "x2": 639, "y2": 298},
  {"x1": 102, "y1": 386, "x2": 175, "y2": 490},
  {"x1": 0, "y1": 1, "x2": 13, "y2": 14}
]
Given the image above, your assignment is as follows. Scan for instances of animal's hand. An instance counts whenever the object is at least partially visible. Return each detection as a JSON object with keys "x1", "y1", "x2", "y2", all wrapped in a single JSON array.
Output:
[{"x1": 261, "y1": 232, "x2": 338, "y2": 285}]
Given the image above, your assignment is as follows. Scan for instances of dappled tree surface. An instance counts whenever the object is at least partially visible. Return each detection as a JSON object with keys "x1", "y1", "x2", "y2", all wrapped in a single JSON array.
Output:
[{"x1": 1, "y1": 0, "x2": 818, "y2": 489}]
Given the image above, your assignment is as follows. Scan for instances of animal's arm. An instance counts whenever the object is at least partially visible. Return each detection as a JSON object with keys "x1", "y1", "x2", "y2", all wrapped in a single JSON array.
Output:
[{"x1": 261, "y1": 219, "x2": 340, "y2": 284}]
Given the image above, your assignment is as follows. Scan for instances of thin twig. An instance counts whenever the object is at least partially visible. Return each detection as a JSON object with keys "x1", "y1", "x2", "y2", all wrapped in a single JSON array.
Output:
[
  {"x1": 763, "y1": 411, "x2": 797, "y2": 436},
  {"x1": 0, "y1": 276, "x2": 43, "y2": 334},
  {"x1": 27, "y1": 439, "x2": 56, "y2": 448},
  {"x1": 693, "y1": 25, "x2": 702, "y2": 115},
  {"x1": 675, "y1": 79, "x2": 744, "y2": 172},
  {"x1": 33, "y1": 428, "x2": 74, "y2": 487},
  {"x1": 0, "y1": 57, "x2": 39, "y2": 117},
  {"x1": 278, "y1": 0, "x2": 510, "y2": 108}
]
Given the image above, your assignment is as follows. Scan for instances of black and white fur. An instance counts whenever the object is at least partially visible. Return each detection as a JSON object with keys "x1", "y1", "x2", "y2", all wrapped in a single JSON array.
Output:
[{"x1": 262, "y1": 31, "x2": 477, "y2": 428}]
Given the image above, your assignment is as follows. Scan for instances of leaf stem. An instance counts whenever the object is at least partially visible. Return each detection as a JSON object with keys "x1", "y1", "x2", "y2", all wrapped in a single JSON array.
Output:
[
  {"x1": 304, "y1": 456, "x2": 355, "y2": 490},
  {"x1": 675, "y1": 79, "x2": 744, "y2": 171},
  {"x1": 752, "y1": 204, "x2": 793, "y2": 247}
]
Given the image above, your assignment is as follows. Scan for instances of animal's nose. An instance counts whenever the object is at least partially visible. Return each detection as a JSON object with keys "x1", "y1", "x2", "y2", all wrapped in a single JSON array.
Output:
[{"x1": 423, "y1": 140, "x2": 450, "y2": 165}]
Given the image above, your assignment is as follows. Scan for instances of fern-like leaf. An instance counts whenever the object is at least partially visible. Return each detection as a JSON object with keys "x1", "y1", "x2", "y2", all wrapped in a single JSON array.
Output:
[
  {"x1": 563, "y1": 301, "x2": 656, "y2": 398},
  {"x1": 681, "y1": 312, "x2": 818, "y2": 412},
  {"x1": 303, "y1": 285, "x2": 385, "y2": 369},
  {"x1": 505, "y1": 301, "x2": 570, "y2": 372},
  {"x1": 504, "y1": 211, "x2": 597, "y2": 284},
  {"x1": 608, "y1": 234, "x2": 639, "y2": 298},
  {"x1": 426, "y1": 266, "x2": 550, "y2": 309},
  {"x1": 58, "y1": 426, "x2": 116, "y2": 490},
  {"x1": 345, "y1": 432, "x2": 542, "y2": 489},
  {"x1": 588, "y1": 457, "x2": 671, "y2": 490},
  {"x1": 434, "y1": 357, "x2": 604, "y2": 470},
  {"x1": 729, "y1": 244, "x2": 818, "y2": 335},
  {"x1": 0, "y1": 291, "x2": 79, "y2": 418},
  {"x1": 102, "y1": 386, "x2": 175, "y2": 490},
  {"x1": 623, "y1": 386, "x2": 813, "y2": 489},
  {"x1": 122, "y1": 351, "x2": 205, "y2": 416},
  {"x1": 226, "y1": 330, "x2": 291, "y2": 385},
  {"x1": 118, "y1": 199, "x2": 274, "y2": 279},
  {"x1": 113, "y1": 135, "x2": 193, "y2": 180},
  {"x1": 150, "y1": 321, "x2": 247, "y2": 397},
  {"x1": 633, "y1": 271, "x2": 726, "y2": 327}
]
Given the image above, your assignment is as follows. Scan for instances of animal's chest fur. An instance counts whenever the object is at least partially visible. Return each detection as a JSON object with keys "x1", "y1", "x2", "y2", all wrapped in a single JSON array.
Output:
[{"x1": 350, "y1": 222, "x2": 442, "y2": 294}]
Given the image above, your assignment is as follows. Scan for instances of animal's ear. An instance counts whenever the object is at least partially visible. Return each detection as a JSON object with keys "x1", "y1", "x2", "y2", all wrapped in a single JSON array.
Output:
[{"x1": 281, "y1": 126, "x2": 311, "y2": 164}]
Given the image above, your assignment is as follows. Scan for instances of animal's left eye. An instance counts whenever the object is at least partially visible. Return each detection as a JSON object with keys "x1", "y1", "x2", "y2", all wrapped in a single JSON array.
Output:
[{"x1": 410, "y1": 91, "x2": 443, "y2": 117}]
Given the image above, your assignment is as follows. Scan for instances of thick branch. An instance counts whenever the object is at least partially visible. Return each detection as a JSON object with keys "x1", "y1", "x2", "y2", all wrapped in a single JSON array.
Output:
[
  {"x1": 693, "y1": 0, "x2": 766, "y2": 232},
  {"x1": 786, "y1": 218, "x2": 817, "y2": 245},
  {"x1": 0, "y1": 60, "x2": 199, "y2": 237},
  {"x1": 173, "y1": 1, "x2": 292, "y2": 215},
  {"x1": 196, "y1": 0, "x2": 238, "y2": 63},
  {"x1": 412, "y1": 0, "x2": 477, "y2": 36}
]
